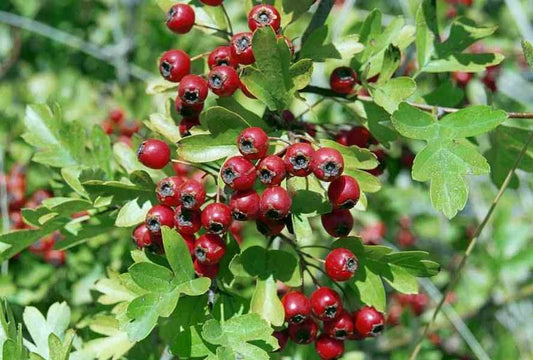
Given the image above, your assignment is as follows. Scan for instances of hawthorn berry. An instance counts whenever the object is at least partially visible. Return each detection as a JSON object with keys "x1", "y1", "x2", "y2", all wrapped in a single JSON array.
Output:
[
  {"x1": 199, "y1": 0, "x2": 224, "y2": 5},
  {"x1": 325, "y1": 248, "x2": 358, "y2": 281},
  {"x1": 221, "y1": 156, "x2": 257, "y2": 191},
  {"x1": 229, "y1": 220, "x2": 244, "y2": 244},
  {"x1": 208, "y1": 66, "x2": 240, "y2": 97},
  {"x1": 178, "y1": 74, "x2": 209, "y2": 105},
  {"x1": 194, "y1": 259, "x2": 219, "y2": 279},
  {"x1": 257, "y1": 155, "x2": 286, "y2": 186},
  {"x1": 109, "y1": 108, "x2": 124, "y2": 124},
  {"x1": 337, "y1": 126, "x2": 372, "y2": 148},
  {"x1": 101, "y1": 120, "x2": 114, "y2": 135},
  {"x1": 323, "y1": 310, "x2": 355, "y2": 340},
  {"x1": 288, "y1": 318, "x2": 318, "y2": 345},
  {"x1": 230, "y1": 32, "x2": 255, "y2": 65},
  {"x1": 201, "y1": 203, "x2": 232, "y2": 234},
  {"x1": 175, "y1": 97, "x2": 204, "y2": 117},
  {"x1": 44, "y1": 250, "x2": 66, "y2": 267},
  {"x1": 208, "y1": 46, "x2": 238, "y2": 69},
  {"x1": 145, "y1": 205, "x2": 175, "y2": 234},
  {"x1": 452, "y1": 71, "x2": 474, "y2": 88},
  {"x1": 330, "y1": 67, "x2": 358, "y2": 94},
  {"x1": 237, "y1": 127, "x2": 269, "y2": 160},
  {"x1": 137, "y1": 139, "x2": 171, "y2": 169},
  {"x1": 26, "y1": 189, "x2": 51, "y2": 208},
  {"x1": 240, "y1": 81, "x2": 256, "y2": 99},
  {"x1": 248, "y1": 5, "x2": 281, "y2": 32},
  {"x1": 396, "y1": 228, "x2": 416, "y2": 248},
  {"x1": 256, "y1": 215, "x2": 285, "y2": 236},
  {"x1": 315, "y1": 334, "x2": 345, "y2": 360},
  {"x1": 194, "y1": 233, "x2": 226, "y2": 264},
  {"x1": 321, "y1": 209, "x2": 353, "y2": 237},
  {"x1": 156, "y1": 176, "x2": 183, "y2": 207},
  {"x1": 174, "y1": 206, "x2": 202, "y2": 235},
  {"x1": 354, "y1": 306, "x2": 385, "y2": 337},
  {"x1": 179, "y1": 117, "x2": 200, "y2": 137},
  {"x1": 311, "y1": 147, "x2": 344, "y2": 181},
  {"x1": 166, "y1": 4, "x2": 195, "y2": 34},
  {"x1": 181, "y1": 233, "x2": 196, "y2": 255},
  {"x1": 179, "y1": 180, "x2": 206, "y2": 210},
  {"x1": 132, "y1": 224, "x2": 152, "y2": 249},
  {"x1": 29, "y1": 234, "x2": 56, "y2": 254},
  {"x1": 310, "y1": 287, "x2": 343, "y2": 321},
  {"x1": 230, "y1": 190, "x2": 260, "y2": 221},
  {"x1": 281, "y1": 291, "x2": 311, "y2": 324},
  {"x1": 159, "y1": 50, "x2": 191, "y2": 82},
  {"x1": 273, "y1": 329, "x2": 289, "y2": 352},
  {"x1": 284, "y1": 143, "x2": 315, "y2": 177},
  {"x1": 119, "y1": 120, "x2": 140, "y2": 137},
  {"x1": 260, "y1": 186, "x2": 292, "y2": 220},
  {"x1": 328, "y1": 175, "x2": 360, "y2": 209}
]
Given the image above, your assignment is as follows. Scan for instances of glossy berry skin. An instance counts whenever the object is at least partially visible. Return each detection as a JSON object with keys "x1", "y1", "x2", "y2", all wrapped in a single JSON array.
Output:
[
  {"x1": 323, "y1": 310, "x2": 354, "y2": 340},
  {"x1": 281, "y1": 291, "x2": 311, "y2": 324},
  {"x1": 336, "y1": 126, "x2": 372, "y2": 148},
  {"x1": 315, "y1": 334, "x2": 345, "y2": 360},
  {"x1": 166, "y1": 4, "x2": 195, "y2": 34},
  {"x1": 159, "y1": 50, "x2": 191, "y2": 82},
  {"x1": 328, "y1": 175, "x2": 360, "y2": 209},
  {"x1": 260, "y1": 186, "x2": 292, "y2": 220},
  {"x1": 230, "y1": 32, "x2": 255, "y2": 65},
  {"x1": 330, "y1": 67, "x2": 358, "y2": 94},
  {"x1": 145, "y1": 205, "x2": 175, "y2": 234},
  {"x1": 354, "y1": 306, "x2": 385, "y2": 338},
  {"x1": 273, "y1": 330, "x2": 289, "y2": 352},
  {"x1": 179, "y1": 180, "x2": 206, "y2": 210},
  {"x1": 194, "y1": 259, "x2": 219, "y2": 278},
  {"x1": 325, "y1": 248, "x2": 358, "y2": 281},
  {"x1": 132, "y1": 224, "x2": 152, "y2": 249},
  {"x1": 288, "y1": 318, "x2": 318, "y2": 345},
  {"x1": 201, "y1": 203, "x2": 232, "y2": 234},
  {"x1": 175, "y1": 97, "x2": 204, "y2": 117},
  {"x1": 174, "y1": 206, "x2": 201, "y2": 235},
  {"x1": 221, "y1": 156, "x2": 257, "y2": 191},
  {"x1": 194, "y1": 233, "x2": 226, "y2": 265},
  {"x1": 137, "y1": 139, "x2": 171, "y2": 169},
  {"x1": 284, "y1": 143, "x2": 315, "y2": 177},
  {"x1": 200, "y1": 0, "x2": 224, "y2": 5},
  {"x1": 208, "y1": 66, "x2": 240, "y2": 97},
  {"x1": 237, "y1": 127, "x2": 269, "y2": 160},
  {"x1": 311, "y1": 147, "x2": 344, "y2": 181},
  {"x1": 178, "y1": 74, "x2": 209, "y2": 105},
  {"x1": 179, "y1": 117, "x2": 200, "y2": 137},
  {"x1": 310, "y1": 287, "x2": 343, "y2": 321},
  {"x1": 208, "y1": 46, "x2": 238, "y2": 69},
  {"x1": 230, "y1": 190, "x2": 260, "y2": 221},
  {"x1": 248, "y1": 5, "x2": 281, "y2": 32},
  {"x1": 156, "y1": 176, "x2": 183, "y2": 207},
  {"x1": 257, "y1": 155, "x2": 286, "y2": 186},
  {"x1": 321, "y1": 209, "x2": 353, "y2": 237},
  {"x1": 256, "y1": 215, "x2": 285, "y2": 236}
]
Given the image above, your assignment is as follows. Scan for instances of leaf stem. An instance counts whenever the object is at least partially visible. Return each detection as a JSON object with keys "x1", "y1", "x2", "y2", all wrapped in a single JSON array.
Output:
[
  {"x1": 194, "y1": 23, "x2": 232, "y2": 37},
  {"x1": 269, "y1": 137, "x2": 292, "y2": 145},
  {"x1": 190, "y1": 52, "x2": 210, "y2": 62},
  {"x1": 221, "y1": 4, "x2": 234, "y2": 37}
]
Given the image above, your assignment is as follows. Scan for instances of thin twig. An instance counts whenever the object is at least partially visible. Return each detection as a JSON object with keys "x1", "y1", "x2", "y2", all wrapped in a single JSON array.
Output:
[
  {"x1": 0, "y1": 144, "x2": 10, "y2": 275},
  {"x1": 194, "y1": 23, "x2": 232, "y2": 37},
  {"x1": 220, "y1": 4, "x2": 234, "y2": 36}
]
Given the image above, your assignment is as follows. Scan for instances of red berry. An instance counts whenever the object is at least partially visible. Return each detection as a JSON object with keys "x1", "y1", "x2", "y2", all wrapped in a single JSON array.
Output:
[
  {"x1": 240, "y1": 81, "x2": 256, "y2": 99},
  {"x1": 201, "y1": 203, "x2": 232, "y2": 234},
  {"x1": 132, "y1": 224, "x2": 152, "y2": 248},
  {"x1": 179, "y1": 117, "x2": 200, "y2": 137},
  {"x1": 229, "y1": 220, "x2": 244, "y2": 244},
  {"x1": 159, "y1": 50, "x2": 191, "y2": 82},
  {"x1": 281, "y1": 291, "x2": 311, "y2": 324},
  {"x1": 175, "y1": 97, "x2": 204, "y2": 117},
  {"x1": 101, "y1": 120, "x2": 114, "y2": 135},
  {"x1": 230, "y1": 32, "x2": 255, "y2": 65},
  {"x1": 230, "y1": 190, "x2": 260, "y2": 220},
  {"x1": 277, "y1": 35, "x2": 294, "y2": 56},
  {"x1": 194, "y1": 233, "x2": 226, "y2": 264},
  {"x1": 156, "y1": 176, "x2": 183, "y2": 207},
  {"x1": 145, "y1": 205, "x2": 175, "y2": 234},
  {"x1": 328, "y1": 175, "x2": 360, "y2": 209},
  {"x1": 178, "y1": 74, "x2": 209, "y2": 105},
  {"x1": 208, "y1": 66, "x2": 240, "y2": 97},
  {"x1": 256, "y1": 215, "x2": 285, "y2": 236},
  {"x1": 273, "y1": 329, "x2": 289, "y2": 352},
  {"x1": 260, "y1": 186, "x2": 292, "y2": 220},
  {"x1": 323, "y1": 310, "x2": 354, "y2": 340},
  {"x1": 345, "y1": 126, "x2": 372, "y2": 148},
  {"x1": 25, "y1": 189, "x2": 51, "y2": 209},
  {"x1": 237, "y1": 127, "x2": 269, "y2": 160},
  {"x1": 29, "y1": 233, "x2": 57, "y2": 254},
  {"x1": 119, "y1": 120, "x2": 140, "y2": 137},
  {"x1": 321, "y1": 209, "x2": 353, "y2": 237},
  {"x1": 315, "y1": 334, "x2": 345, "y2": 360},
  {"x1": 257, "y1": 155, "x2": 286, "y2": 186},
  {"x1": 200, "y1": 0, "x2": 224, "y2": 5},
  {"x1": 325, "y1": 248, "x2": 358, "y2": 282},
  {"x1": 311, "y1": 147, "x2": 344, "y2": 181},
  {"x1": 174, "y1": 206, "x2": 201, "y2": 235},
  {"x1": 9, "y1": 210, "x2": 25, "y2": 230},
  {"x1": 354, "y1": 306, "x2": 385, "y2": 337},
  {"x1": 452, "y1": 71, "x2": 474, "y2": 88},
  {"x1": 44, "y1": 250, "x2": 66, "y2": 267},
  {"x1": 396, "y1": 228, "x2": 416, "y2": 248},
  {"x1": 284, "y1": 143, "x2": 315, "y2": 177},
  {"x1": 288, "y1": 318, "x2": 318, "y2": 345},
  {"x1": 109, "y1": 108, "x2": 125, "y2": 124},
  {"x1": 221, "y1": 156, "x2": 257, "y2": 191},
  {"x1": 208, "y1": 46, "x2": 238, "y2": 69},
  {"x1": 182, "y1": 233, "x2": 196, "y2": 255},
  {"x1": 179, "y1": 180, "x2": 206, "y2": 210},
  {"x1": 166, "y1": 4, "x2": 195, "y2": 34},
  {"x1": 137, "y1": 139, "x2": 171, "y2": 169},
  {"x1": 194, "y1": 259, "x2": 219, "y2": 278},
  {"x1": 310, "y1": 287, "x2": 343, "y2": 321},
  {"x1": 248, "y1": 5, "x2": 281, "y2": 32},
  {"x1": 330, "y1": 67, "x2": 358, "y2": 94}
]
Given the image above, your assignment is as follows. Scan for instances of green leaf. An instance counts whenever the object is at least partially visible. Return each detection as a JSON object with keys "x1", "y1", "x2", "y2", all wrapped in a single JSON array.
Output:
[
  {"x1": 370, "y1": 77, "x2": 417, "y2": 114},
  {"x1": 300, "y1": 26, "x2": 341, "y2": 62},
  {"x1": 301, "y1": 0, "x2": 335, "y2": 44},
  {"x1": 177, "y1": 133, "x2": 239, "y2": 163},
  {"x1": 145, "y1": 113, "x2": 181, "y2": 143},
  {"x1": 424, "y1": 53, "x2": 504, "y2": 73},
  {"x1": 415, "y1": 3, "x2": 434, "y2": 70},
  {"x1": 202, "y1": 107, "x2": 250, "y2": 135},
  {"x1": 250, "y1": 275, "x2": 285, "y2": 327},
  {"x1": 83, "y1": 179, "x2": 156, "y2": 204},
  {"x1": 216, "y1": 97, "x2": 267, "y2": 129},
  {"x1": 129, "y1": 262, "x2": 175, "y2": 293},
  {"x1": 289, "y1": 59, "x2": 314, "y2": 91},
  {"x1": 521, "y1": 40, "x2": 533, "y2": 71},
  {"x1": 233, "y1": 246, "x2": 300, "y2": 284},
  {"x1": 423, "y1": 81, "x2": 464, "y2": 108},
  {"x1": 161, "y1": 226, "x2": 195, "y2": 283},
  {"x1": 378, "y1": 45, "x2": 401, "y2": 85},
  {"x1": 91, "y1": 125, "x2": 113, "y2": 178},
  {"x1": 362, "y1": 102, "x2": 398, "y2": 146},
  {"x1": 352, "y1": 265, "x2": 386, "y2": 312},
  {"x1": 287, "y1": 176, "x2": 331, "y2": 217},
  {"x1": 113, "y1": 142, "x2": 164, "y2": 179},
  {"x1": 115, "y1": 199, "x2": 151, "y2": 227},
  {"x1": 278, "y1": 0, "x2": 315, "y2": 25},
  {"x1": 435, "y1": 18, "x2": 498, "y2": 58}
]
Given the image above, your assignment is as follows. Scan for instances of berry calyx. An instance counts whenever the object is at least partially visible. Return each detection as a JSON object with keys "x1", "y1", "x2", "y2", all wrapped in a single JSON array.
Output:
[
  {"x1": 284, "y1": 143, "x2": 315, "y2": 177},
  {"x1": 353, "y1": 306, "x2": 385, "y2": 338},
  {"x1": 256, "y1": 215, "x2": 285, "y2": 236},
  {"x1": 166, "y1": 4, "x2": 195, "y2": 34},
  {"x1": 230, "y1": 32, "x2": 255, "y2": 65},
  {"x1": 179, "y1": 117, "x2": 200, "y2": 137},
  {"x1": 175, "y1": 97, "x2": 204, "y2": 117},
  {"x1": 237, "y1": 127, "x2": 269, "y2": 160},
  {"x1": 208, "y1": 66, "x2": 240, "y2": 97},
  {"x1": 179, "y1": 180, "x2": 206, "y2": 210},
  {"x1": 321, "y1": 209, "x2": 354, "y2": 238},
  {"x1": 174, "y1": 206, "x2": 201, "y2": 235},
  {"x1": 315, "y1": 334, "x2": 345, "y2": 360},
  {"x1": 194, "y1": 259, "x2": 220, "y2": 278},
  {"x1": 325, "y1": 248, "x2": 358, "y2": 281},
  {"x1": 178, "y1": 74, "x2": 209, "y2": 105},
  {"x1": 208, "y1": 46, "x2": 238, "y2": 69},
  {"x1": 257, "y1": 155, "x2": 286, "y2": 186},
  {"x1": 288, "y1": 318, "x2": 318, "y2": 345},
  {"x1": 159, "y1": 50, "x2": 191, "y2": 82},
  {"x1": 194, "y1": 233, "x2": 226, "y2": 265},
  {"x1": 156, "y1": 176, "x2": 183, "y2": 207},
  {"x1": 137, "y1": 139, "x2": 171, "y2": 169},
  {"x1": 330, "y1": 67, "x2": 358, "y2": 94},
  {"x1": 260, "y1": 186, "x2": 292, "y2": 220},
  {"x1": 311, "y1": 147, "x2": 344, "y2": 181},
  {"x1": 328, "y1": 175, "x2": 360, "y2": 209},
  {"x1": 230, "y1": 190, "x2": 261, "y2": 221},
  {"x1": 201, "y1": 202, "x2": 232, "y2": 234},
  {"x1": 281, "y1": 291, "x2": 311, "y2": 324},
  {"x1": 310, "y1": 287, "x2": 343, "y2": 321},
  {"x1": 145, "y1": 205, "x2": 175, "y2": 234},
  {"x1": 221, "y1": 156, "x2": 257, "y2": 191},
  {"x1": 248, "y1": 5, "x2": 281, "y2": 32},
  {"x1": 323, "y1": 310, "x2": 354, "y2": 340}
]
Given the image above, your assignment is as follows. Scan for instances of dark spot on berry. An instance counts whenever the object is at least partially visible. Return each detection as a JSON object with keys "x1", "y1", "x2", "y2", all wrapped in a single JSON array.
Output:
[
  {"x1": 336, "y1": 224, "x2": 351, "y2": 236},
  {"x1": 184, "y1": 90, "x2": 199, "y2": 103},
  {"x1": 372, "y1": 324, "x2": 384, "y2": 335},
  {"x1": 290, "y1": 154, "x2": 310, "y2": 170},
  {"x1": 239, "y1": 138, "x2": 255, "y2": 154},
  {"x1": 209, "y1": 73, "x2": 223, "y2": 89},
  {"x1": 337, "y1": 68, "x2": 354, "y2": 81},
  {"x1": 322, "y1": 161, "x2": 340, "y2": 177},
  {"x1": 335, "y1": 330, "x2": 347, "y2": 339},
  {"x1": 158, "y1": 182, "x2": 174, "y2": 197},
  {"x1": 195, "y1": 247, "x2": 207, "y2": 262},
  {"x1": 137, "y1": 142, "x2": 146, "y2": 157},
  {"x1": 181, "y1": 194, "x2": 196, "y2": 208},
  {"x1": 160, "y1": 61, "x2": 172, "y2": 78},
  {"x1": 259, "y1": 168, "x2": 274, "y2": 183},
  {"x1": 235, "y1": 36, "x2": 251, "y2": 53},
  {"x1": 266, "y1": 209, "x2": 282, "y2": 220},
  {"x1": 232, "y1": 211, "x2": 247, "y2": 221},
  {"x1": 209, "y1": 222, "x2": 224, "y2": 234},
  {"x1": 295, "y1": 330, "x2": 310, "y2": 344},
  {"x1": 340, "y1": 200, "x2": 355, "y2": 209},
  {"x1": 257, "y1": 10, "x2": 271, "y2": 24},
  {"x1": 177, "y1": 211, "x2": 193, "y2": 227},
  {"x1": 222, "y1": 167, "x2": 237, "y2": 184},
  {"x1": 324, "y1": 305, "x2": 338, "y2": 319},
  {"x1": 218, "y1": 59, "x2": 229, "y2": 66},
  {"x1": 346, "y1": 257, "x2": 358, "y2": 273},
  {"x1": 147, "y1": 217, "x2": 161, "y2": 232},
  {"x1": 166, "y1": 7, "x2": 176, "y2": 22},
  {"x1": 290, "y1": 314, "x2": 305, "y2": 324}
]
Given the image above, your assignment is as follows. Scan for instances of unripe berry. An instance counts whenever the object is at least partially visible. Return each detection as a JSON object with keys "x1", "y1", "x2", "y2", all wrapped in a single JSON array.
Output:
[
  {"x1": 321, "y1": 209, "x2": 353, "y2": 237},
  {"x1": 315, "y1": 334, "x2": 345, "y2": 360},
  {"x1": 230, "y1": 32, "x2": 255, "y2": 65},
  {"x1": 311, "y1": 147, "x2": 344, "y2": 181},
  {"x1": 179, "y1": 180, "x2": 206, "y2": 210},
  {"x1": 330, "y1": 67, "x2": 358, "y2": 94},
  {"x1": 323, "y1": 310, "x2": 354, "y2": 340},
  {"x1": 208, "y1": 46, "x2": 238, "y2": 69},
  {"x1": 237, "y1": 127, "x2": 269, "y2": 160},
  {"x1": 201, "y1": 203, "x2": 232, "y2": 234},
  {"x1": 353, "y1": 306, "x2": 385, "y2": 337},
  {"x1": 310, "y1": 287, "x2": 343, "y2": 321},
  {"x1": 281, "y1": 291, "x2": 311, "y2": 324},
  {"x1": 156, "y1": 176, "x2": 183, "y2": 207},
  {"x1": 230, "y1": 190, "x2": 260, "y2": 221},
  {"x1": 174, "y1": 206, "x2": 201, "y2": 235},
  {"x1": 256, "y1": 215, "x2": 285, "y2": 236},
  {"x1": 137, "y1": 139, "x2": 171, "y2": 169},
  {"x1": 288, "y1": 318, "x2": 318, "y2": 345},
  {"x1": 159, "y1": 50, "x2": 191, "y2": 82},
  {"x1": 175, "y1": 97, "x2": 204, "y2": 117},
  {"x1": 178, "y1": 74, "x2": 209, "y2": 105},
  {"x1": 328, "y1": 175, "x2": 360, "y2": 209},
  {"x1": 194, "y1": 233, "x2": 226, "y2": 264},
  {"x1": 200, "y1": 0, "x2": 224, "y2": 5},
  {"x1": 325, "y1": 248, "x2": 358, "y2": 281},
  {"x1": 221, "y1": 156, "x2": 257, "y2": 191},
  {"x1": 166, "y1": 4, "x2": 195, "y2": 34},
  {"x1": 260, "y1": 186, "x2": 292, "y2": 220},
  {"x1": 194, "y1": 259, "x2": 219, "y2": 278},
  {"x1": 257, "y1": 155, "x2": 286, "y2": 186},
  {"x1": 273, "y1": 329, "x2": 289, "y2": 352},
  {"x1": 248, "y1": 5, "x2": 281, "y2": 32},
  {"x1": 145, "y1": 205, "x2": 175, "y2": 234},
  {"x1": 284, "y1": 143, "x2": 315, "y2": 177},
  {"x1": 208, "y1": 66, "x2": 240, "y2": 97}
]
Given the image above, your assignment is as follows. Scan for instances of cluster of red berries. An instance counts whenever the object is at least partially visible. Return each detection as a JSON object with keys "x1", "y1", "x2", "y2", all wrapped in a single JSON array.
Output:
[
  {"x1": 100, "y1": 108, "x2": 141, "y2": 147},
  {"x1": 387, "y1": 292, "x2": 429, "y2": 326}
]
